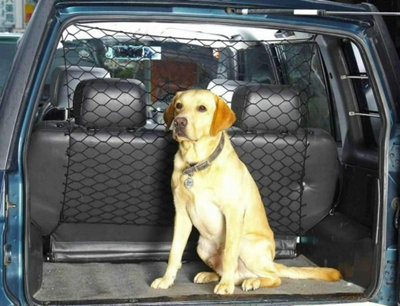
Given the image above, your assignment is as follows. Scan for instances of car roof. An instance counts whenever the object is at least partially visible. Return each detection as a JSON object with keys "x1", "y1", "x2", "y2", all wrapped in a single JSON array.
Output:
[{"x1": 55, "y1": 0, "x2": 366, "y2": 11}]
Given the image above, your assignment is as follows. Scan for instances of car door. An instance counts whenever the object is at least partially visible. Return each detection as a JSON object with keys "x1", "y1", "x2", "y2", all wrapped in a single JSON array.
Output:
[{"x1": 0, "y1": 33, "x2": 22, "y2": 305}]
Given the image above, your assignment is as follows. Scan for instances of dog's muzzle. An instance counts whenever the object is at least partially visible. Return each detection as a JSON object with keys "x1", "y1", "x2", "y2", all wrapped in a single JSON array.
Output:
[{"x1": 174, "y1": 117, "x2": 187, "y2": 137}]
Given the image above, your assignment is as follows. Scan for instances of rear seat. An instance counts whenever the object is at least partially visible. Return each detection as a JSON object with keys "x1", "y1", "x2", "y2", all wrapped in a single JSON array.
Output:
[
  {"x1": 29, "y1": 78, "x2": 338, "y2": 261},
  {"x1": 230, "y1": 84, "x2": 340, "y2": 234},
  {"x1": 29, "y1": 78, "x2": 178, "y2": 261}
]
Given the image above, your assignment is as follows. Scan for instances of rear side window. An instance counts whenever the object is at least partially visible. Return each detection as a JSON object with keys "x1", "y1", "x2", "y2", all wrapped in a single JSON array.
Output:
[
  {"x1": 343, "y1": 41, "x2": 381, "y2": 147},
  {"x1": 274, "y1": 42, "x2": 334, "y2": 135},
  {"x1": 238, "y1": 44, "x2": 275, "y2": 84}
]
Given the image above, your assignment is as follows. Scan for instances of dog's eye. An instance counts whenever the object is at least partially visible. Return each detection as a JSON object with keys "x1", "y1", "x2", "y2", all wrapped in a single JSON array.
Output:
[
  {"x1": 175, "y1": 103, "x2": 183, "y2": 109},
  {"x1": 198, "y1": 105, "x2": 207, "y2": 112}
]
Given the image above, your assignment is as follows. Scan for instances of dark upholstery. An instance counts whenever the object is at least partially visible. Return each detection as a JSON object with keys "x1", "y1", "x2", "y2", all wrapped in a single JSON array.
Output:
[
  {"x1": 230, "y1": 130, "x2": 307, "y2": 234},
  {"x1": 28, "y1": 121, "x2": 69, "y2": 235},
  {"x1": 302, "y1": 129, "x2": 340, "y2": 229},
  {"x1": 28, "y1": 79, "x2": 338, "y2": 260},
  {"x1": 230, "y1": 84, "x2": 339, "y2": 234},
  {"x1": 29, "y1": 78, "x2": 178, "y2": 260},
  {"x1": 62, "y1": 128, "x2": 176, "y2": 225},
  {"x1": 31, "y1": 80, "x2": 169, "y2": 230},
  {"x1": 73, "y1": 78, "x2": 147, "y2": 128},
  {"x1": 231, "y1": 84, "x2": 303, "y2": 132},
  {"x1": 230, "y1": 128, "x2": 339, "y2": 233}
]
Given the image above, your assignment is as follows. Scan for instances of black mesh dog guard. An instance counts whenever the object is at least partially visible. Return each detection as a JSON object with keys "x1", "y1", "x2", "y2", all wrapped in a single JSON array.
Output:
[{"x1": 57, "y1": 24, "x2": 319, "y2": 240}]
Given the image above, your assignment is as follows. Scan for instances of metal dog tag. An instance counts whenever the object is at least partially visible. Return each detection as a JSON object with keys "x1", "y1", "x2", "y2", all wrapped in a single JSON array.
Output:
[{"x1": 184, "y1": 176, "x2": 194, "y2": 189}]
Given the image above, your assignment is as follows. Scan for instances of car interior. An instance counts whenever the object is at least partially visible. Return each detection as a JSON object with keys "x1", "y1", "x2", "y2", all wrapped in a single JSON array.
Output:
[{"x1": 25, "y1": 22, "x2": 381, "y2": 303}]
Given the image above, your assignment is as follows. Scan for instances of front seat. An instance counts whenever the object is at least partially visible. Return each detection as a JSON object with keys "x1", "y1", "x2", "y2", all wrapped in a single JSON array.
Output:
[{"x1": 39, "y1": 65, "x2": 110, "y2": 121}]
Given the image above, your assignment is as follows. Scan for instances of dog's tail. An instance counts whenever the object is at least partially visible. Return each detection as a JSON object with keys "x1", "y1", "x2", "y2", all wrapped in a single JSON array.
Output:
[{"x1": 273, "y1": 263, "x2": 341, "y2": 281}]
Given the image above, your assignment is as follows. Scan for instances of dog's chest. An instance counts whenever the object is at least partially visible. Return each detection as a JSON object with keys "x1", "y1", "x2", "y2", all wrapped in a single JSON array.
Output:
[
  {"x1": 188, "y1": 195, "x2": 225, "y2": 240},
  {"x1": 175, "y1": 174, "x2": 225, "y2": 239}
]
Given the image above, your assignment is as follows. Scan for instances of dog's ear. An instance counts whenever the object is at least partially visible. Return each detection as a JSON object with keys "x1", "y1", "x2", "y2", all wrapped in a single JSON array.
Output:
[
  {"x1": 164, "y1": 92, "x2": 182, "y2": 131},
  {"x1": 210, "y1": 95, "x2": 236, "y2": 136},
  {"x1": 163, "y1": 103, "x2": 175, "y2": 132}
]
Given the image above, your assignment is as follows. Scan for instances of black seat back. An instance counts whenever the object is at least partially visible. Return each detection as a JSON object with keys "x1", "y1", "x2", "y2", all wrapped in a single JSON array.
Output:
[
  {"x1": 61, "y1": 78, "x2": 175, "y2": 226},
  {"x1": 29, "y1": 78, "x2": 178, "y2": 261},
  {"x1": 29, "y1": 79, "x2": 338, "y2": 261},
  {"x1": 230, "y1": 84, "x2": 339, "y2": 235},
  {"x1": 28, "y1": 121, "x2": 69, "y2": 235}
]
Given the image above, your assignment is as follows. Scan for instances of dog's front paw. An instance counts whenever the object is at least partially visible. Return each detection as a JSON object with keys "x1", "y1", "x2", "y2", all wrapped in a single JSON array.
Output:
[
  {"x1": 151, "y1": 276, "x2": 174, "y2": 289},
  {"x1": 214, "y1": 281, "x2": 234, "y2": 295}
]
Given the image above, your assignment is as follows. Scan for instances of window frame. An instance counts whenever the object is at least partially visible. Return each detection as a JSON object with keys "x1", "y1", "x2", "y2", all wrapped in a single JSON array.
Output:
[{"x1": 342, "y1": 39, "x2": 381, "y2": 148}]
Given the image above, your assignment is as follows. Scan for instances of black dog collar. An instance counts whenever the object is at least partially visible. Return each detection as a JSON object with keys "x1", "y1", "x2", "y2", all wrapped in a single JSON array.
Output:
[{"x1": 182, "y1": 134, "x2": 225, "y2": 188}]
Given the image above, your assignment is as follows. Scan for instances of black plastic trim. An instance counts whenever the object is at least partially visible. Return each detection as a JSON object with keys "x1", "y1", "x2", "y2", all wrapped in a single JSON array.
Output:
[{"x1": 32, "y1": 292, "x2": 367, "y2": 305}]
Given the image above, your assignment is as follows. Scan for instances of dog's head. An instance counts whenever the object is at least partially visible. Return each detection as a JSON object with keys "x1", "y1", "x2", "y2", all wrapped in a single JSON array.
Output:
[{"x1": 164, "y1": 89, "x2": 236, "y2": 142}]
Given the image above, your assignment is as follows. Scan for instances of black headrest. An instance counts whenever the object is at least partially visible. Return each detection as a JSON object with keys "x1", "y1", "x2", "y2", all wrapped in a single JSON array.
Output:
[
  {"x1": 231, "y1": 84, "x2": 302, "y2": 132},
  {"x1": 73, "y1": 78, "x2": 147, "y2": 129},
  {"x1": 50, "y1": 66, "x2": 110, "y2": 109}
]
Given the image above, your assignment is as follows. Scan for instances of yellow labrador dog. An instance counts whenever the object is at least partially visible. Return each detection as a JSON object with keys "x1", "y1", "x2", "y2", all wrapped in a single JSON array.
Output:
[{"x1": 151, "y1": 89, "x2": 341, "y2": 295}]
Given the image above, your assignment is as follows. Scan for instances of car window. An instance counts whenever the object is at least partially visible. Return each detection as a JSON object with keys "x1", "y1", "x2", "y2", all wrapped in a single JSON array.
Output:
[
  {"x1": 45, "y1": 39, "x2": 227, "y2": 106},
  {"x1": 238, "y1": 44, "x2": 275, "y2": 84},
  {"x1": 43, "y1": 24, "x2": 337, "y2": 132},
  {"x1": 343, "y1": 41, "x2": 381, "y2": 147},
  {"x1": 274, "y1": 42, "x2": 334, "y2": 135},
  {"x1": 0, "y1": 38, "x2": 19, "y2": 97},
  {"x1": 125, "y1": 42, "x2": 221, "y2": 103}
]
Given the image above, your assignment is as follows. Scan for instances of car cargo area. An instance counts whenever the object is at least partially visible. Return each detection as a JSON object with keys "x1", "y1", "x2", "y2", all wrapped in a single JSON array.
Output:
[
  {"x1": 26, "y1": 22, "x2": 381, "y2": 304},
  {"x1": 34, "y1": 256, "x2": 363, "y2": 302}
]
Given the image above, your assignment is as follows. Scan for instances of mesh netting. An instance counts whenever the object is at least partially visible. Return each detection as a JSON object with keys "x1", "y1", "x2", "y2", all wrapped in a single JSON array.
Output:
[
  {"x1": 57, "y1": 24, "x2": 318, "y2": 235},
  {"x1": 63, "y1": 129, "x2": 176, "y2": 225}
]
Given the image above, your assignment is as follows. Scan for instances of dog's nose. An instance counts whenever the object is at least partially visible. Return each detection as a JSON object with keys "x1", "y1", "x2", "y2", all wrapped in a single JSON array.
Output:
[{"x1": 174, "y1": 117, "x2": 187, "y2": 128}]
